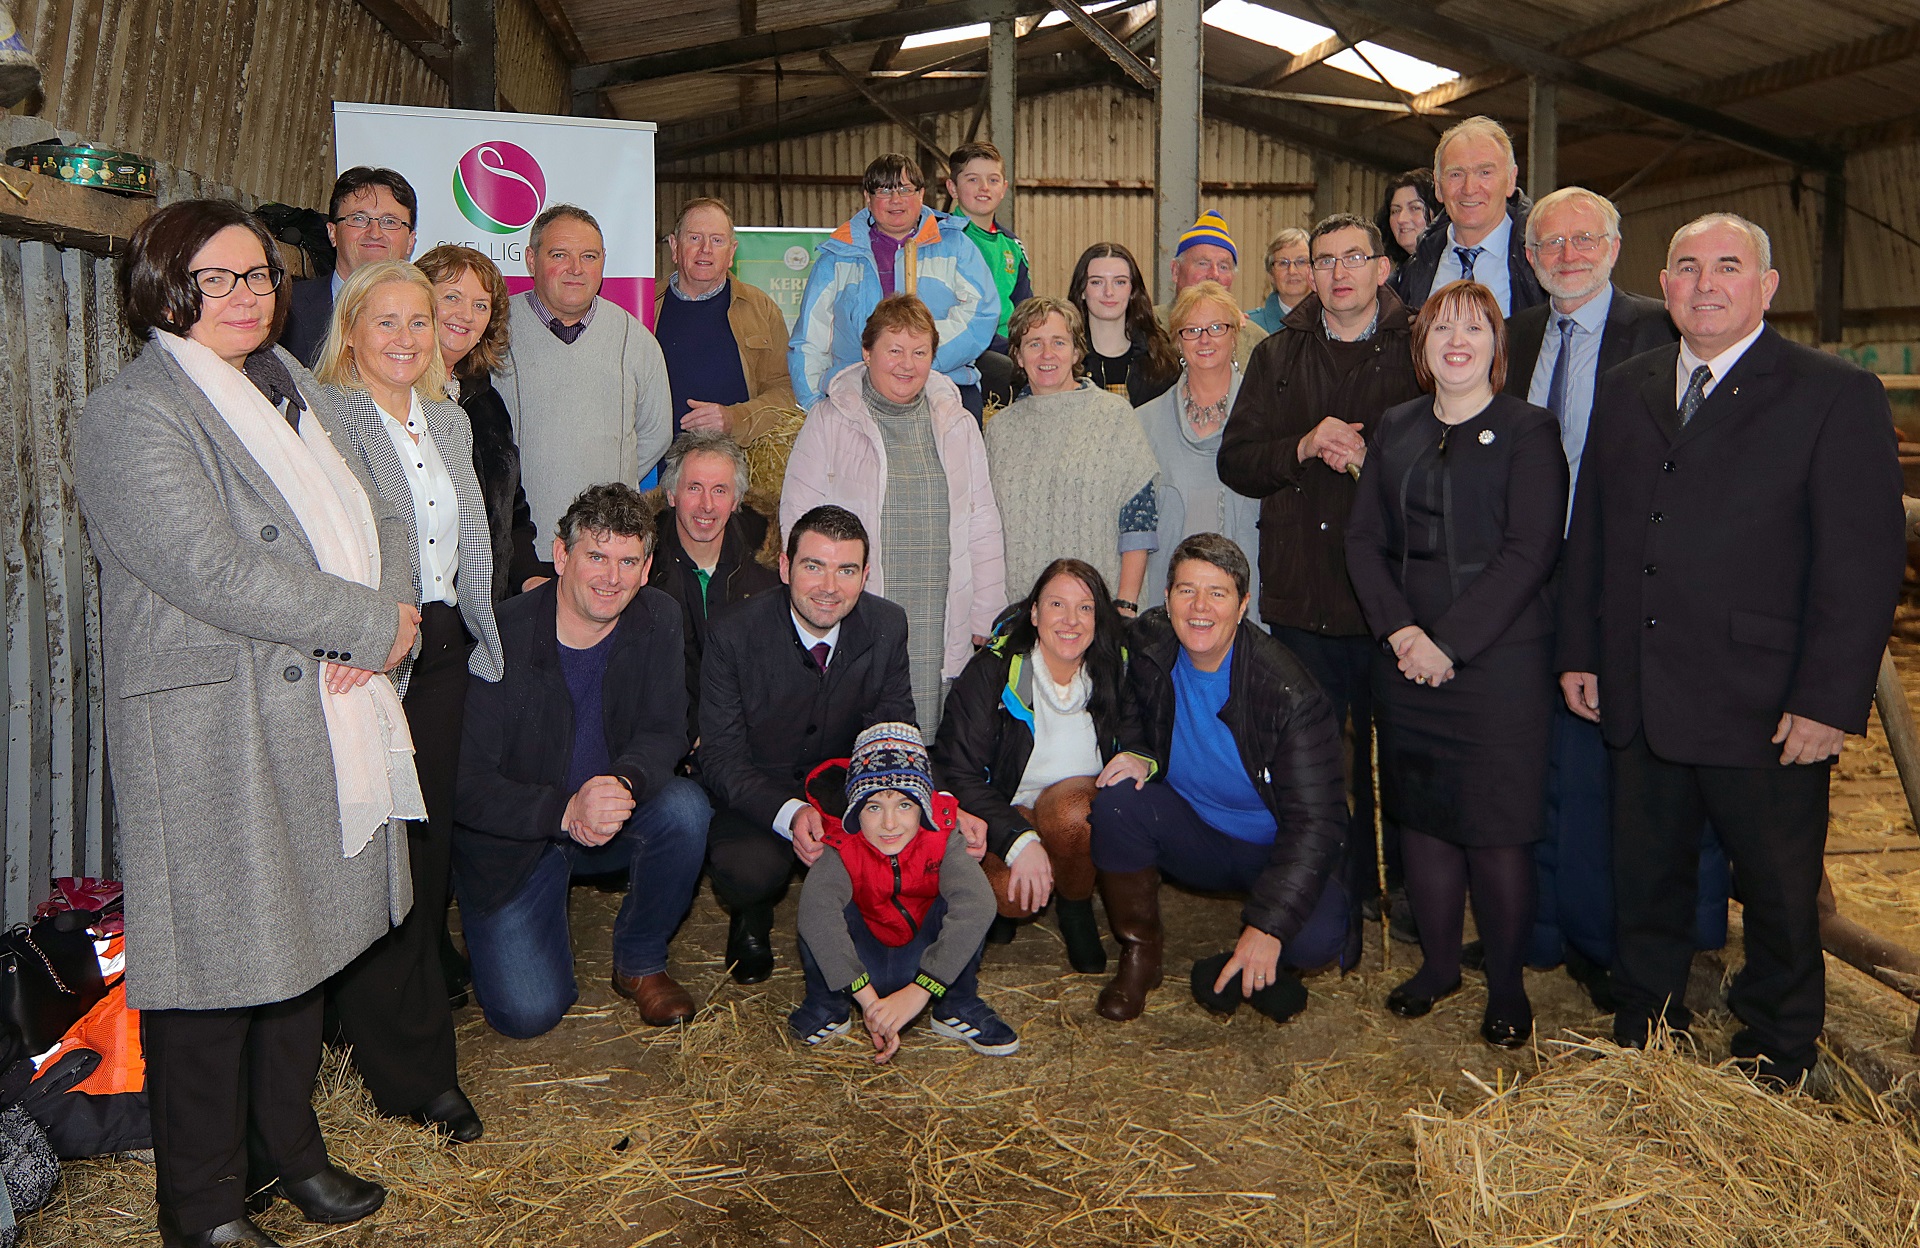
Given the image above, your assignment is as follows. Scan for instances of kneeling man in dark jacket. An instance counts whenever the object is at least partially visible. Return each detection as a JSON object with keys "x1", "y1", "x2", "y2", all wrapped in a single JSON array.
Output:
[
  {"x1": 1092, "y1": 533, "x2": 1350, "y2": 1025},
  {"x1": 454, "y1": 483, "x2": 712, "y2": 1038}
]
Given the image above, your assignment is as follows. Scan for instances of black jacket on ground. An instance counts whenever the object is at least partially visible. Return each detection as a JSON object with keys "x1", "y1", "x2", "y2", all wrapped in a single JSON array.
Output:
[
  {"x1": 1119, "y1": 610, "x2": 1347, "y2": 945},
  {"x1": 1556, "y1": 327, "x2": 1906, "y2": 767},
  {"x1": 646, "y1": 504, "x2": 780, "y2": 739},
  {"x1": 1217, "y1": 287, "x2": 1424, "y2": 635},
  {"x1": 1391, "y1": 192, "x2": 1547, "y2": 316},
  {"x1": 461, "y1": 371, "x2": 550, "y2": 602},
  {"x1": 452, "y1": 581, "x2": 689, "y2": 914},
  {"x1": 1503, "y1": 286, "x2": 1676, "y2": 402},
  {"x1": 279, "y1": 275, "x2": 333, "y2": 368},
  {"x1": 1346, "y1": 393, "x2": 1568, "y2": 664},
  {"x1": 697, "y1": 589, "x2": 917, "y2": 829},
  {"x1": 932, "y1": 632, "x2": 1126, "y2": 860}
]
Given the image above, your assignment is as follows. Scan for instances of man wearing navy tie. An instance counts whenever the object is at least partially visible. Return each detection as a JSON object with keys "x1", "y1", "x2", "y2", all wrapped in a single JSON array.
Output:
[{"x1": 1393, "y1": 116, "x2": 1546, "y2": 316}]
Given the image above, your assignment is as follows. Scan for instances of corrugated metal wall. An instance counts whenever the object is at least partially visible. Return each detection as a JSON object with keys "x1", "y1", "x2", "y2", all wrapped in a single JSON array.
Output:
[
  {"x1": 498, "y1": 0, "x2": 567, "y2": 116},
  {"x1": 10, "y1": 0, "x2": 448, "y2": 210},
  {"x1": 657, "y1": 85, "x2": 1389, "y2": 305},
  {"x1": 1, "y1": 4, "x2": 441, "y2": 923}
]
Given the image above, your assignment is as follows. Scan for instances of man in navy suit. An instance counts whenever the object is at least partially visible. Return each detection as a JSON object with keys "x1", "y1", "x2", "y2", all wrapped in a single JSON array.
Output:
[
  {"x1": 1558, "y1": 212, "x2": 1906, "y2": 1085},
  {"x1": 1502, "y1": 187, "x2": 1726, "y2": 1006},
  {"x1": 280, "y1": 167, "x2": 418, "y2": 365}
]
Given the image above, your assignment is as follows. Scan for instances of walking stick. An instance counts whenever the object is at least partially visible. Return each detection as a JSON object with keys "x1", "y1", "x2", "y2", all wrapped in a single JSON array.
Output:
[{"x1": 1374, "y1": 723, "x2": 1389, "y2": 970}]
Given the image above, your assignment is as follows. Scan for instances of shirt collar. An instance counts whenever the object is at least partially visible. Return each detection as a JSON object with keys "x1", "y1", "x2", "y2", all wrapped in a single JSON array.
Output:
[
  {"x1": 242, "y1": 348, "x2": 307, "y2": 414},
  {"x1": 792, "y1": 609, "x2": 842, "y2": 655},
  {"x1": 1679, "y1": 319, "x2": 1765, "y2": 381},
  {"x1": 1322, "y1": 302, "x2": 1380, "y2": 342},
  {"x1": 1558, "y1": 283, "x2": 1614, "y2": 335},
  {"x1": 1448, "y1": 212, "x2": 1513, "y2": 259},
  {"x1": 527, "y1": 290, "x2": 597, "y2": 332},
  {"x1": 667, "y1": 272, "x2": 729, "y2": 302}
]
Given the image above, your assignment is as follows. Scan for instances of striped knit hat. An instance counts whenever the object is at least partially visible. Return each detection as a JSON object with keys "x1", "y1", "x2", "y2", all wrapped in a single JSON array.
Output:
[
  {"x1": 845, "y1": 721, "x2": 936, "y2": 829},
  {"x1": 1175, "y1": 209, "x2": 1237, "y2": 261}
]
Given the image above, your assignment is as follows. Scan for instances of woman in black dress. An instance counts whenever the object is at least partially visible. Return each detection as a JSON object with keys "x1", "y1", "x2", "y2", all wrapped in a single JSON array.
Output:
[{"x1": 1345, "y1": 280, "x2": 1567, "y2": 1048}]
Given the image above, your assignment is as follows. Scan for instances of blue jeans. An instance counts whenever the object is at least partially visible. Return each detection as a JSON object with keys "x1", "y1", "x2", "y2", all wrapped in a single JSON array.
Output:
[
  {"x1": 464, "y1": 777, "x2": 710, "y2": 1039},
  {"x1": 1091, "y1": 780, "x2": 1352, "y2": 969},
  {"x1": 796, "y1": 895, "x2": 988, "y2": 1013},
  {"x1": 1533, "y1": 708, "x2": 1730, "y2": 967}
]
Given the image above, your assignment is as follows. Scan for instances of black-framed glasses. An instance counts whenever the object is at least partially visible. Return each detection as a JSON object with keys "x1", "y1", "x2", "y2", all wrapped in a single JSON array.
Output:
[
  {"x1": 1311, "y1": 253, "x2": 1384, "y2": 271},
  {"x1": 1176, "y1": 321, "x2": 1234, "y2": 341},
  {"x1": 869, "y1": 183, "x2": 924, "y2": 199},
  {"x1": 332, "y1": 212, "x2": 413, "y2": 233},
  {"x1": 190, "y1": 266, "x2": 282, "y2": 297}
]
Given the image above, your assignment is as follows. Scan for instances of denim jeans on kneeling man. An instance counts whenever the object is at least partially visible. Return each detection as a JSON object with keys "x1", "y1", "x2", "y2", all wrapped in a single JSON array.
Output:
[{"x1": 464, "y1": 776, "x2": 711, "y2": 1039}]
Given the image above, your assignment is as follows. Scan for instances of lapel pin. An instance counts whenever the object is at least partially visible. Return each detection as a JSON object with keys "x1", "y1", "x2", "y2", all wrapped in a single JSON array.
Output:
[{"x1": 1478, "y1": 429, "x2": 1496, "y2": 445}]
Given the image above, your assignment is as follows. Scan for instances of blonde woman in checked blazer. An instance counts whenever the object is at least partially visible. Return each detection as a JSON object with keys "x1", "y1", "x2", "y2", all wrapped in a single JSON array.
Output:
[{"x1": 316, "y1": 259, "x2": 504, "y2": 1146}]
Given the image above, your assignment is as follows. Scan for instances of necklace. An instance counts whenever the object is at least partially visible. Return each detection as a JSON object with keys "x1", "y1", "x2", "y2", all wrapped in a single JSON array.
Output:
[{"x1": 1184, "y1": 379, "x2": 1229, "y2": 435}]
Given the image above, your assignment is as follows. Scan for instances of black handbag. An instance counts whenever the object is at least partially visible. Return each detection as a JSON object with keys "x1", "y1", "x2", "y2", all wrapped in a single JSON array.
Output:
[{"x1": 0, "y1": 908, "x2": 109, "y2": 1055}]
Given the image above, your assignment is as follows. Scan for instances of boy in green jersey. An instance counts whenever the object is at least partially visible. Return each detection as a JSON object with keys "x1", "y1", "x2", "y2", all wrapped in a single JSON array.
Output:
[{"x1": 945, "y1": 141, "x2": 1032, "y2": 354}]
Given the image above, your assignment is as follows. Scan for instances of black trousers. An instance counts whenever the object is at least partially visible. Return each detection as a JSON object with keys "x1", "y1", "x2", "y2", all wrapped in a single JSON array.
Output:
[
  {"x1": 143, "y1": 988, "x2": 329, "y2": 1234},
  {"x1": 1610, "y1": 731, "x2": 1831, "y2": 1073},
  {"x1": 706, "y1": 805, "x2": 801, "y2": 913},
  {"x1": 328, "y1": 601, "x2": 465, "y2": 1115},
  {"x1": 1271, "y1": 626, "x2": 1393, "y2": 895}
]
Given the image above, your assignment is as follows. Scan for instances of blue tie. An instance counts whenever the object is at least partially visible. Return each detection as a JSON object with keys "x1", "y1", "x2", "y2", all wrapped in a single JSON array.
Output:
[
  {"x1": 1679, "y1": 365, "x2": 1712, "y2": 426},
  {"x1": 1547, "y1": 316, "x2": 1576, "y2": 429},
  {"x1": 1454, "y1": 246, "x2": 1485, "y2": 283}
]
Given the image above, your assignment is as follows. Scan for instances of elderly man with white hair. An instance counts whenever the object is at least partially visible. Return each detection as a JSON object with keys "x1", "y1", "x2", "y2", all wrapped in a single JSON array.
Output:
[
  {"x1": 1557, "y1": 211, "x2": 1906, "y2": 1088},
  {"x1": 1393, "y1": 115, "x2": 1547, "y2": 315}
]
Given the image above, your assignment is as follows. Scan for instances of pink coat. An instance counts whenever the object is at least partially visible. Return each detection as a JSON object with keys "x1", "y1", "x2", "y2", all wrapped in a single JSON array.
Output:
[{"x1": 780, "y1": 365, "x2": 1007, "y2": 678}]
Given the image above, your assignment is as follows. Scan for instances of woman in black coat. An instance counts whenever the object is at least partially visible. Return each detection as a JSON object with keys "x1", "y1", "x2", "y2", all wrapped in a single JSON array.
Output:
[
  {"x1": 418, "y1": 244, "x2": 550, "y2": 600},
  {"x1": 932, "y1": 558, "x2": 1129, "y2": 972},
  {"x1": 1345, "y1": 280, "x2": 1568, "y2": 1048}
]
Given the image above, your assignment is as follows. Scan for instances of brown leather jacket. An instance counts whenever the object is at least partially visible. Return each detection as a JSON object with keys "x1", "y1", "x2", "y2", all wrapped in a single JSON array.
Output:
[{"x1": 651, "y1": 277, "x2": 798, "y2": 443}]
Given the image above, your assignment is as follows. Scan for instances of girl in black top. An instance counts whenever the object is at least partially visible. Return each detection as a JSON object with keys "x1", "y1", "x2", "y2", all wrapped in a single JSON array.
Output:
[{"x1": 1069, "y1": 242, "x2": 1179, "y2": 407}]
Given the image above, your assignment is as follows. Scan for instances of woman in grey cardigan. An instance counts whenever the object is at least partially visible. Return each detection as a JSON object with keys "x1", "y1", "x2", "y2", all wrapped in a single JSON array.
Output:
[
  {"x1": 1137, "y1": 280, "x2": 1263, "y2": 621},
  {"x1": 75, "y1": 200, "x2": 415, "y2": 1247},
  {"x1": 316, "y1": 260, "x2": 505, "y2": 1148}
]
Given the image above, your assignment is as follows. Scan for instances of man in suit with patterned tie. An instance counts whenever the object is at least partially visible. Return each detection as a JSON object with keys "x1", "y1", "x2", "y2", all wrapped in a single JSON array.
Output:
[
  {"x1": 1557, "y1": 212, "x2": 1906, "y2": 1086},
  {"x1": 1502, "y1": 187, "x2": 1727, "y2": 1006},
  {"x1": 1391, "y1": 116, "x2": 1546, "y2": 316}
]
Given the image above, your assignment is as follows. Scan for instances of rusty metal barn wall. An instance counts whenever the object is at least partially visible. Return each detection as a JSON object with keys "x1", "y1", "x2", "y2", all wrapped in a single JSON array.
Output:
[
  {"x1": 657, "y1": 85, "x2": 1391, "y2": 304},
  {"x1": 498, "y1": 0, "x2": 567, "y2": 116},
  {"x1": 10, "y1": 0, "x2": 447, "y2": 210}
]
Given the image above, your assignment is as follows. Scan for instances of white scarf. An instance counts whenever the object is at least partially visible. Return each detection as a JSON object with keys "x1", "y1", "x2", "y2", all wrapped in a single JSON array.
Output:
[{"x1": 155, "y1": 333, "x2": 426, "y2": 857}]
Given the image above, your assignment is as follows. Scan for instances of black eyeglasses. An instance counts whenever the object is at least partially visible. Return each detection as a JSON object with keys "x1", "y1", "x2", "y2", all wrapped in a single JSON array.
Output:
[
  {"x1": 190, "y1": 266, "x2": 282, "y2": 297},
  {"x1": 332, "y1": 212, "x2": 413, "y2": 233},
  {"x1": 1311, "y1": 253, "x2": 1384, "y2": 271},
  {"x1": 1176, "y1": 321, "x2": 1235, "y2": 341}
]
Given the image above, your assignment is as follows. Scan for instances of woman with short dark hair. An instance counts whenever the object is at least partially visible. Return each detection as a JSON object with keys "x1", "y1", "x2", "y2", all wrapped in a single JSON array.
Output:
[
  {"x1": 76, "y1": 198, "x2": 417, "y2": 1247},
  {"x1": 1377, "y1": 169, "x2": 1441, "y2": 274},
  {"x1": 1346, "y1": 280, "x2": 1568, "y2": 1049}
]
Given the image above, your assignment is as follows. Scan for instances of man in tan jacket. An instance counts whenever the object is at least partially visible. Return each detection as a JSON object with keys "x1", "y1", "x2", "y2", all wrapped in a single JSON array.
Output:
[{"x1": 653, "y1": 197, "x2": 798, "y2": 445}]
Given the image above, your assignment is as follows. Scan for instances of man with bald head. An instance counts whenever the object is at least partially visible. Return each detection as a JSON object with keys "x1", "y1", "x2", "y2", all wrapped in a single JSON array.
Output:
[
  {"x1": 1393, "y1": 116, "x2": 1546, "y2": 315},
  {"x1": 1557, "y1": 212, "x2": 1906, "y2": 1086}
]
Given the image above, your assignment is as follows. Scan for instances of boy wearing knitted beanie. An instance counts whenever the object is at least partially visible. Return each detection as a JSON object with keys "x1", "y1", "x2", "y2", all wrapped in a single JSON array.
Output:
[{"x1": 791, "y1": 722, "x2": 1017, "y2": 1062}]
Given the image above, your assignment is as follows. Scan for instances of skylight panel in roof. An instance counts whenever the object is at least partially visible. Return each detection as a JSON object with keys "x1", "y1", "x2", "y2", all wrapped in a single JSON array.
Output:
[{"x1": 1204, "y1": 0, "x2": 1458, "y2": 95}]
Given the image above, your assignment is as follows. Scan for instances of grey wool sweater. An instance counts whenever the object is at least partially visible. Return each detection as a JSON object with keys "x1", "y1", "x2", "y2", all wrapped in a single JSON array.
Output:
[
  {"x1": 497, "y1": 293, "x2": 672, "y2": 541},
  {"x1": 797, "y1": 829, "x2": 995, "y2": 992}
]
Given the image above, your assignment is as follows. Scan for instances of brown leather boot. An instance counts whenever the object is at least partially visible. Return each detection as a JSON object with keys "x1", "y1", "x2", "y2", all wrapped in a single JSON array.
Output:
[
  {"x1": 1095, "y1": 867, "x2": 1163, "y2": 1021},
  {"x1": 613, "y1": 971, "x2": 697, "y2": 1025}
]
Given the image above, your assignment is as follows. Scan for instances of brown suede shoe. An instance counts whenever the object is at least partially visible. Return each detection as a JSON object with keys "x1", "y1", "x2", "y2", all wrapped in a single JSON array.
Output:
[{"x1": 613, "y1": 971, "x2": 697, "y2": 1025}]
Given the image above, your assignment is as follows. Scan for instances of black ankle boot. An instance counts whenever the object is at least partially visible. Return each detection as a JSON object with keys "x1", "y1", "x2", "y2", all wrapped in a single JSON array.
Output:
[
  {"x1": 727, "y1": 908, "x2": 775, "y2": 984},
  {"x1": 247, "y1": 1163, "x2": 385, "y2": 1225},
  {"x1": 1055, "y1": 897, "x2": 1106, "y2": 974}
]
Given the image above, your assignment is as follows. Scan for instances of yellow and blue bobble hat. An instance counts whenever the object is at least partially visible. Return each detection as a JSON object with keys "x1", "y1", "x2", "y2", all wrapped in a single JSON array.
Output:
[{"x1": 1175, "y1": 209, "x2": 1237, "y2": 262}]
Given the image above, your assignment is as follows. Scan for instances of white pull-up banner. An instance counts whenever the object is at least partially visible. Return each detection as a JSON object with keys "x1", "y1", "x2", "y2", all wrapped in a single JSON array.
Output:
[{"x1": 332, "y1": 102, "x2": 658, "y2": 325}]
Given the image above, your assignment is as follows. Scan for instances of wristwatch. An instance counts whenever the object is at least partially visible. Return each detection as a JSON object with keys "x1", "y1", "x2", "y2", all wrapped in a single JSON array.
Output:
[{"x1": 1114, "y1": 599, "x2": 1138, "y2": 612}]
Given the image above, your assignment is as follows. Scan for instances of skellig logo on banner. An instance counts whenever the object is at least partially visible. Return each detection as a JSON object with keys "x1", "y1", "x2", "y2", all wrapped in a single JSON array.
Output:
[{"x1": 452, "y1": 141, "x2": 546, "y2": 235}]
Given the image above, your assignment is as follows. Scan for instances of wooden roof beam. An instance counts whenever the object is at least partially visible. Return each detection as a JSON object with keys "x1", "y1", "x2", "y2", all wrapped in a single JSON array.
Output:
[
  {"x1": 353, "y1": 0, "x2": 455, "y2": 71},
  {"x1": 1303, "y1": 0, "x2": 1838, "y2": 169},
  {"x1": 526, "y1": 0, "x2": 586, "y2": 63},
  {"x1": 573, "y1": 0, "x2": 1073, "y2": 105}
]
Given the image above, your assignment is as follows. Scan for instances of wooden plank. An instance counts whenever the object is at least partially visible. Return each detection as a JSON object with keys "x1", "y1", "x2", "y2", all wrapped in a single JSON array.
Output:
[
  {"x1": 0, "y1": 167, "x2": 153, "y2": 255},
  {"x1": 526, "y1": 0, "x2": 586, "y2": 63}
]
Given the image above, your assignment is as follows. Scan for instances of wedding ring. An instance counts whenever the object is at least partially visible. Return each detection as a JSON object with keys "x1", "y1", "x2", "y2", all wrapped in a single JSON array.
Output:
[{"x1": 1415, "y1": 675, "x2": 1426, "y2": 684}]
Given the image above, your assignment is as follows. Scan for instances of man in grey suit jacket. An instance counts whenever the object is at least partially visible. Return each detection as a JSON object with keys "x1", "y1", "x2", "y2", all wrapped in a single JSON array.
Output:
[
  {"x1": 280, "y1": 167, "x2": 418, "y2": 366},
  {"x1": 1500, "y1": 187, "x2": 1725, "y2": 1006}
]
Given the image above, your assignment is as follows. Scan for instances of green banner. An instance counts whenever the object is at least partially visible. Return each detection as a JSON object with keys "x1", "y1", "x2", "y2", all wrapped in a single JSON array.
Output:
[{"x1": 732, "y1": 227, "x2": 833, "y2": 330}]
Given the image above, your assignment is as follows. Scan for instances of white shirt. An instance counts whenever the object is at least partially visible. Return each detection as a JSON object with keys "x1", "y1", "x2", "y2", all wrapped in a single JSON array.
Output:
[
  {"x1": 1432, "y1": 214, "x2": 1515, "y2": 314},
  {"x1": 1676, "y1": 321, "x2": 1766, "y2": 409},
  {"x1": 775, "y1": 610, "x2": 844, "y2": 838},
  {"x1": 1525, "y1": 285, "x2": 1614, "y2": 528},
  {"x1": 1007, "y1": 664, "x2": 1102, "y2": 863},
  {"x1": 377, "y1": 391, "x2": 460, "y2": 606}
]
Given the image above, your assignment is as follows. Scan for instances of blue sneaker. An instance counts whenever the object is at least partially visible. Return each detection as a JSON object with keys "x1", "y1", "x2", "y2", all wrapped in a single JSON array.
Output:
[
  {"x1": 788, "y1": 995, "x2": 853, "y2": 1047},
  {"x1": 930, "y1": 996, "x2": 1020, "y2": 1056}
]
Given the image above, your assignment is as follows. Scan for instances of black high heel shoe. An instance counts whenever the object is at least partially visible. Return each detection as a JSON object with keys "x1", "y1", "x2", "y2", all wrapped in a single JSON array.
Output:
[
  {"x1": 1384, "y1": 976, "x2": 1461, "y2": 1019},
  {"x1": 1480, "y1": 1006, "x2": 1534, "y2": 1049}
]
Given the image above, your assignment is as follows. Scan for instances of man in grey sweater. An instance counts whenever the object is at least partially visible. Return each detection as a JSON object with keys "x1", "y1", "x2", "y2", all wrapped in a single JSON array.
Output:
[{"x1": 499, "y1": 204, "x2": 673, "y2": 545}]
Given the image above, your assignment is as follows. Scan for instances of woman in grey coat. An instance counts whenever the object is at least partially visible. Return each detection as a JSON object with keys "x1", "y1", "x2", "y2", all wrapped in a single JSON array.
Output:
[
  {"x1": 75, "y1": 200, "x2": 417, "y2": 1246},
  {"x1": 316, "y1": 260, "x2": 505, "y2": 1146},
  {"x1": 1137, "y1": 281, "x2": 1263, "y2": 621}
]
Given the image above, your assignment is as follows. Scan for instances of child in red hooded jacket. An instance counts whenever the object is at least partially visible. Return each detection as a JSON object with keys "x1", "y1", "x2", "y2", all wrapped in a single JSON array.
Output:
[{"x1": 791, "y1": 722, "x2": 1017, "y2": 1062}]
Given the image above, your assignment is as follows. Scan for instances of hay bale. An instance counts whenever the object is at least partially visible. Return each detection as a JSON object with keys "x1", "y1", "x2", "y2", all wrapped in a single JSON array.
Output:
[
  {"x1": 741, "y1": 406, "x2": 807, "y2": 510},
  {"x1": 1409, "y1": 1036, "x2": 1920, "y2": 1247}
]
